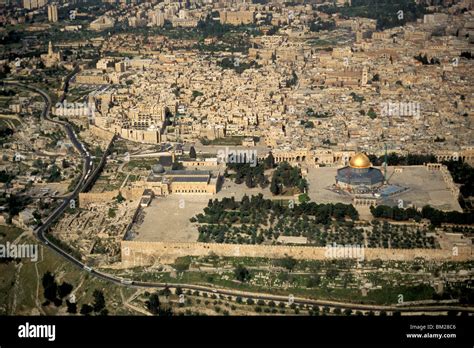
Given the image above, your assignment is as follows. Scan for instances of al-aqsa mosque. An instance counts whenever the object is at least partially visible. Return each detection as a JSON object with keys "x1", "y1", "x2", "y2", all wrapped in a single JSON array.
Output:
[{"x1": 335, "y1": 153, "x2": 385, "y2": 192}]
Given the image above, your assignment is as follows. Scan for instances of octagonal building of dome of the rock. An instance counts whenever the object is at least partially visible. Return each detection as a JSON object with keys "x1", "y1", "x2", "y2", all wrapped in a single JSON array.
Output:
[{"x1": 336, "y1": 153, "x2": 384, "y2": 191}]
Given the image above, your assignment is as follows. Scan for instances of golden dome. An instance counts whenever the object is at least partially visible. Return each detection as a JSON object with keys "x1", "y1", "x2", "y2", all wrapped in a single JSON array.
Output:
[{"x1": 349, "y1": 153, "x2": 371, "y2": 169}]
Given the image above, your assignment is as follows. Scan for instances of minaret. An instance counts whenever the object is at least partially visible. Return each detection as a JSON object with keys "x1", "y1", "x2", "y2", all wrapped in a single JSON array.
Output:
[
  {"x1": 48, "y1": 41, "x2": 53, "y2": 56},
  {"x1": 361, "y1": 67, "x2": 368, "y2": 86}
]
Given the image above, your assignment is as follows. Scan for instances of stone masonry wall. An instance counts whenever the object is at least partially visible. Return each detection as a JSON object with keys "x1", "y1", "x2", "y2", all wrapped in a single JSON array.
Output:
[{"x1": 120, "y1": 240, "x2": 472, "y2": 267}]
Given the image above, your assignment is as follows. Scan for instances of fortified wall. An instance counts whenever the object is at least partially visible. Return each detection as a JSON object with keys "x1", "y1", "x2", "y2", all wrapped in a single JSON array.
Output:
[
  {"x1": 79, "y1": 187, "x2": 144, "y2": 206},
  {"x1": 90, "y1": 125, "x2": 115, "y2": 142},
  {"x1": 120, "y1": 241, "x2": 472, "y2": 267},
  {"x1": 79, "y1": 190, "x2": 119, "y2": 205}
]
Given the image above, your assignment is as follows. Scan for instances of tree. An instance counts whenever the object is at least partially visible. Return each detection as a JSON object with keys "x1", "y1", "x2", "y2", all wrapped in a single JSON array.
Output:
[
  {"x1": 146, "y1": 292, "x2": 172, "y2": 316},
  {"x1": 275, "y1": 256, "x2": 297, "y2": 272},
  {"x1": 174, "y1": 257, "x2": 191, "y2": 272},
  {"x1": 298, "y1": 193, "x2": 310, "y2": 203},
  {"x1": 368, "y1": 107, "x2": 377, "y2": 119},
  {"x1": 80, "y1": 304, "x2": 94, "y2": 315},
  {"x1": 298, "y1": 179, "x2": 308, "y2": 193},
  {"x1": 271, "y1": 162, "x2": 305, "y2": 194},
  {"x1": 115, "y1": 192, "x2": 125, "y2": 203},
  {"x1": 270, "y1": 177, "x2": 280, "y2": 195},
  {"x1": 326, "y1": 267, "x2": 339, "y2": 280},
  {"x1": 245, "y1": 174, "x2": 254, "y2": 188},
  {"x1": 146, "y1": 293, "x2": 161, "y2": 315},
  {"x1": 92, "y1": 290, "x2": 105, "y2": 312},
  {"x1": 306, "y1": 275, "x2": 321, "y2": 288},
  {"x1": 234, "y1": 264, "x2": 251, "y2": 282},
  {"x1": 66, "y1": 300, "x2": 77, "y2": 314},
  {"x1": 108, "y1": 208, "x2": 116, "y2": 218},
  {"x1": 172, "y1": 161, "x2": 184, "y2": 170},
  {"x1": 160, "y1": 286, "x2": 172, "y2": 297},
  {"x1": 33, "y1": 159, "x2": 44, "y2": 169},
  {"x1": 286, "y1": 70, "x2": 298, "y2": 87},
  {"x1": 47, "y1": 164, "x2": 61, "y2": 182},
  {"x1": 61, "y1": 159, "x2": 70, "y2": 169},
  {"x1": 189, "y1": 146, "x2": 197, "y2": 159},
  {"x1": 42, "y1": 271, "x2": 58, "y2": 304},
  {"x1": 264, "y1": 152, "x2": 275, "y2": 169},
  {"x1": 99, "y1": 308, "x2": 109, "y2": 316},
  {"x1": 58, "y1": 282, "x2": 73, "y2": 299}
]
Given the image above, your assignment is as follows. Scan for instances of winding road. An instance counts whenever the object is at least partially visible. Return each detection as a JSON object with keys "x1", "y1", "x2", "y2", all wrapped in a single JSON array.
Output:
[{"x1": 3, "y1": 79, "x2": 473, "y2": 315}]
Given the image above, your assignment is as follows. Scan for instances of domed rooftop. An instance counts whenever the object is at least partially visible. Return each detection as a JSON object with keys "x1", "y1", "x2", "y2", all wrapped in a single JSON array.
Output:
[
  {"x1": 151, "y1": 163, "x2": 165, "y2": 174},
  {"x1": 349, "y1": 153, "x2": 371, "y2": 169}
]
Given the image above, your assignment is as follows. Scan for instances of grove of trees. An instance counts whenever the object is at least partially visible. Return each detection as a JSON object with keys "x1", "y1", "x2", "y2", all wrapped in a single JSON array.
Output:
[
  {"x1": 192, "y1": 194, "x2": 360, "y2": 245},
  {"x1": 370, "y1": 204, "x2": 474, "y2": 226},
  {"x1": 270, "y1": 162, "x2": 307, "y2": 195}
]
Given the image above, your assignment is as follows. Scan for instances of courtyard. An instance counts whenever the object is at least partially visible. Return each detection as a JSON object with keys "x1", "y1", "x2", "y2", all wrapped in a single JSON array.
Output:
[
  {"x1": 133, "y1": 165, "x2": 462, "y2": 243},
  {"x1": 306, "y1": 165, "x2": 462, "y2": 212}
]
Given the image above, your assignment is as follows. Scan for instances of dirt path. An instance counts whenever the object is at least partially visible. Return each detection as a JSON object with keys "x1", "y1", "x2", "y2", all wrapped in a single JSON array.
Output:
[
  {"x1": 34, "y1": 259, "x2": 46, "y2": 315},
  {"x1": 121, "y1": 289, "x2": 150, "y2": 316},
  {"x1": 11, "y1": 263, "x2": 23, "y2": 314}
]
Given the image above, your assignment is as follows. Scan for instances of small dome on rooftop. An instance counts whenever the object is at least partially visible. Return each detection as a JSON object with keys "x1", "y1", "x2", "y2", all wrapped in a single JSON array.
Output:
[{"x1": 152, "y1": 164, "x2": 165, "y2": 174}]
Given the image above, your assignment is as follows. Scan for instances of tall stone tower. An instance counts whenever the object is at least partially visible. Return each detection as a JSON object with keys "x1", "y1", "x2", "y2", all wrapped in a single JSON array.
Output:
[
  {"x1": 361, "y1": 67, "x2": 368, "y2": 86},
  {"x1": 48, "y1": 4, "x2": 58, "y2": 23}
]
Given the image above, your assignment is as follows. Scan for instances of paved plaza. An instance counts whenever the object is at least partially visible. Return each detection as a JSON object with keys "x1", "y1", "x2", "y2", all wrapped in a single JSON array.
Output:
[
  {"x1": 134, "y1": 165, "x2": 462, "y2": 242},
  {"x1": 306, "y1": 165, "x2": 462, "y2": 212},
  {"x1": 134, "y1": 194, "x2": 207, "y2": 242}
]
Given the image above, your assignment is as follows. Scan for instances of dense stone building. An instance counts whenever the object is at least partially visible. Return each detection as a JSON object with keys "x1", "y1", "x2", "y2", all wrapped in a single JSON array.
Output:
[
  {"x1": 90, "y1": 15, "x2": 115, "y2": 31},
  {"x1": 138, "y1": 165, "x2": 220, "y2": 195},
  {"x1": 40, "y1": 42, "x2": 62, "y2": 68},
  {"x1": 219, "y1": 10, "x2": 255, "y2": 25}
]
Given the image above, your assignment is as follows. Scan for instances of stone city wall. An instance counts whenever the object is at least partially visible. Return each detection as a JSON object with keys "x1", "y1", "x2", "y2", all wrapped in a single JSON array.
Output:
[
  {"x1": 79, "y1": 190, "x2": 119, "y2": 205},
  {"x1": 121, "y1": 187, "x2": 146, "y2": 200},
  {"x1": 79, "y1": 187, "x2": 144, "y2": 206},
  {"x1": 120, "y1": 240, "x2": 472, "y2": 267},
  {"x1": 90, "y1": 125, "x2": 115, "y2": 142}
]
